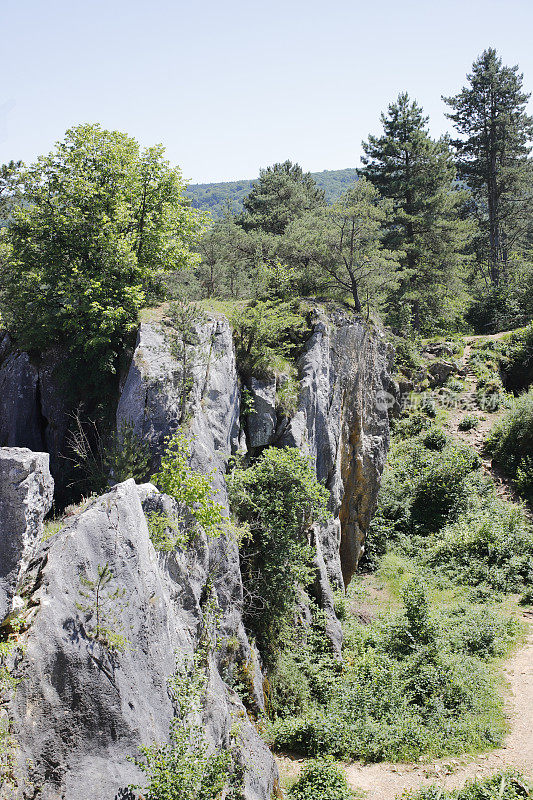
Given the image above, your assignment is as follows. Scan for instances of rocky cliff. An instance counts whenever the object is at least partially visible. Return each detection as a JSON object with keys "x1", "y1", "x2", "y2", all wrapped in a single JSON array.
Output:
[{"x1": 0, "y1": 306, "x2": 395, "y2": 799}]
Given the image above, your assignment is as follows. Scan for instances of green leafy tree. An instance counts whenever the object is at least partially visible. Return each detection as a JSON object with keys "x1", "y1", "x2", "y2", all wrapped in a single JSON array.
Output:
[
  {"x1": 227, "y1": 447, "x2": 329, "y2": 663},
  {"x1": 237, "y1": 160, "x2": 325, "y2": 235},
  {"x1": 361, "y1": 92, "x2": 472, "y2": 330},
  {"x1": 0, "y1": 160, "x2": 22, "y2": 222},
  {"x1": 0, "y1": 124, "x2": 203, "y2": 391},
  {"x1": 286, "y1": 178, "x2": 400, "y2": 313},
  {"x1": 444, "y1": 48, "x2": 533, "y2": 286}
]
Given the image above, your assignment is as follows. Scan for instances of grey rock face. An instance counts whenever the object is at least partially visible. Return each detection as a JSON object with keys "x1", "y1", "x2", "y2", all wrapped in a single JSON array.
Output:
[
  {"x1": 0, "y1": 334, "x2": 76, "y2": 501},
  {"x1": 0, "y1": 448, "x2": 54, "y2": 620},
  {"x1": 116, "y1": 316, "x2": 240, "y2": 488},
  {"x1": 0, "y1": 333, "x2": 43, "y2": 452},
  {"x1": 246, "y1": 377, "x2": 277, "y2": 449},
  {"x1": 279, "y1": 310, "x2": 393, "y2": 586},
  {"x1": 6, "y1": 479, "x2": 277, "y2": 800}
]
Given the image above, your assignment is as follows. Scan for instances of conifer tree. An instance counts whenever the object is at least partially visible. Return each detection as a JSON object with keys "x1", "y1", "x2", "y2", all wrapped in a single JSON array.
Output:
[
  {"x1": 444, "y1": 48, "x2": 533, "y2": 286},
  {"x1": 360, "y1": 93, "x2": 471, "y2": 332},
  {"x1": 237, "y1": 160, "x2": 325, "y2": 235}
]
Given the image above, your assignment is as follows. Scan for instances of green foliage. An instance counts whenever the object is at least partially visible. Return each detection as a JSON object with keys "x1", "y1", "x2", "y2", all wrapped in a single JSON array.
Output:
[
  {"x1": 288, "y1": 759, "x2": 354, "y2": 800},
  {"x1": 231, "y1": 299, "x2": 310, "y2": 377},
  {"x1": 485, "y1": 388, "x2": 533, "y2": 501},
  {"x1": 146, "y1": 511, "x2": 186, "y2": 552},
  {"x1": 131, "y1": 650, "x2": 242, "y2": 800},
  {"x1": 403, "y1": 771, "x2": 533, "y2": 800},
  {"x1": 458, "y1": 413, "x2": 480, "y2": 431},
  {"x1": 236, "y1": 161, "x2": 325, "y2": 235},
  {"x1": 0, "y1": 124, "x2": 203, "y2": 393},
  {"x1": 444, "y1": 48, "x2": 533, "y2": 287},
  {"x1": 267, "y1": 598, "x2": 340, "y2": 720},
  {"x1": 151, "y1": 433, "x2": 226, "y2": 541},
  {"x1": 286, "y1": 178, "x2": 401, "y2": 313},
  {"x1": 227, "y1": 447, "x2": 329, "y2": 662},
  {"x1": 163, "y1": 301, "x2": 209, "y2": 420},
  {"x1": 361, "y1": 92, "x2": 472, "y2": 332},
  {"x1": 270, "y1": 580, "x2": 508, "y2": 762},
  {"x1": 67, "y1": 416, "x2": 151, "y2": 496},
  {"x1": 76, "y1": 563, "x2": 129, "y2": 652},
  {"x1": 428, "y1": 495, "x2": 533, "y2": 591},
  {"x1": 500, "y1": 322, "x2": 533, "y2": 393}
]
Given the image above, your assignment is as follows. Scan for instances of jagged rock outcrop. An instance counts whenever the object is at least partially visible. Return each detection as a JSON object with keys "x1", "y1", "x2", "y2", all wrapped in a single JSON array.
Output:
[
  {"x1": 0, "y1": 304, "x2": 395, "y2": 798},
  {"x1": 278, "y1": 309, "x2": 395, "y2": 586},
  {"x1": 0, "y1": 333, "x2": 77, "y2": 502},
  {"x1": 0, "y1": 454, "x2": 277, "y2": 800},
  {"x1": 0, "y1": 448, "x2": 54, "y2": 620}
]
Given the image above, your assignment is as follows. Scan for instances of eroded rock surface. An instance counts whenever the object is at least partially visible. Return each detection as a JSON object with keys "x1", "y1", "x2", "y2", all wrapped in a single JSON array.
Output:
[{"x1": 0, "y1": 448, "x2": 54, "y2": 620}]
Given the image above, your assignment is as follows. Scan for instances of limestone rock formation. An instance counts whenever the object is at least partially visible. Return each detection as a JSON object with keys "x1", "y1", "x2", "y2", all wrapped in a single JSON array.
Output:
[
  {"x1": 0, "y1": 448, "x2": 54, "y2": 620},
  {"x1": 1, "y1": 464, "x2": 277, "y2": 800},
  {"x1": 0, "y1": 304, "x2": 394, "y2": 799}
]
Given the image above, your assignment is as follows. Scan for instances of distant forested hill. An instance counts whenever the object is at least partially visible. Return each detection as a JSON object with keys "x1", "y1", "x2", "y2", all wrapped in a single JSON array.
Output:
[{"x1": 186, "y1": 167, "x2": 358, "y2": 218}]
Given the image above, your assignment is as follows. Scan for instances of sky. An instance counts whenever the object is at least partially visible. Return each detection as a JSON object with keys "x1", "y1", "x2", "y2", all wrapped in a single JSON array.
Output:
[{"x1": 2, "y1": 0, "x2": 533, "y2": 184}]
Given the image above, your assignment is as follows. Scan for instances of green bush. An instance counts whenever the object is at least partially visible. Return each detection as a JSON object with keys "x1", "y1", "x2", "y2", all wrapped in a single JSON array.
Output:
[
  {"x1": 231, "y1": 299, "x2": 310, "y2": 376},
  {"x1": 269, "y1": 582, "x2": 508, "y2": 762},
  {"x1": 427, "y1": 495, "x2": 533, "y2": 592},
  {"x1": 288, "y1": 759, "x2": 354, "y2": 800},
  {"x1": 227, "y1": 447, "x2": 329, "y2": 662},
  {"x1": 500, "y1": 322, "x2": 533, "y2": 393},
  {"x1": 410, "y1": 443, "x2": 480, "y2": 533},
  {"x1": 151, "y1": 433, "x2": 226, "y2": 541},
  {"x1": 458, "y1": 414, "x2": 480, "y2": 431},
  {"x1": 485, "y1": 389, "x2": 533, "y2": 501},
  {"x1": 403, "y1": 770, "x2": 532, "y2": 800},
  {"x1": 422, "y1": 427, "x2": 448, "y2": 450}
]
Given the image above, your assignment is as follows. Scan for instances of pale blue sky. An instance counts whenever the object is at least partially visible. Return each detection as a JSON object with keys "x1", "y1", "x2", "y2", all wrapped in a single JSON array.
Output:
[{"x1": 2, "y1": 0, "x2": 533, "y2": 183}]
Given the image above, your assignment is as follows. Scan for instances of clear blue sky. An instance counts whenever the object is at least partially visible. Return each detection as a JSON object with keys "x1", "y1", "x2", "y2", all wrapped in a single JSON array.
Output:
[{"x1": 2, "y1": 0, "x2": 533, "y2": 183}]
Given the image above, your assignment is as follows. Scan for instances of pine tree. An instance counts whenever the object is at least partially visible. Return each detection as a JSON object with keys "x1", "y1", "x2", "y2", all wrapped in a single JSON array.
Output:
[
  {"x1": 360, "y1": 93, "x2": 471, "y2": 332},
  {"x1": 237, "y1": 160, "x2": 325, "y2": 235},
  {"x1": 444, "y1": 48, "x2": 533, "y2": 286}
]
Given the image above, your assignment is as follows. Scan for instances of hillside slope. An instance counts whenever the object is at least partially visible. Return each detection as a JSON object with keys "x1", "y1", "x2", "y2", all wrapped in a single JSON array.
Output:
[{"x1": 186, "y1": 168, "x2": 358, "y2": 218}]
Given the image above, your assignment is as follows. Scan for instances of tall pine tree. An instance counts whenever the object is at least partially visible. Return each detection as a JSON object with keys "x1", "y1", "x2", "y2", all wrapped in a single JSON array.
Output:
[
  {"x1": 444, "y1": 48, "x2": 533, "y2": 286},
  {"x1": 360, "y1": 93, "x2": 471, "y2": 332}
]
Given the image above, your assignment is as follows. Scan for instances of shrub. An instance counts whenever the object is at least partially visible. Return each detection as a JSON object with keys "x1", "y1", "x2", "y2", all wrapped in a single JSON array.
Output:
[
  {"x1": 485, "y1": 389, "x2": 533, "y2": 501},
  {"x1": 410, "y1": 443, "x2": 480, "y2": 533},
  {"x1": 422, "y1": 427, "x2": 448, "y2": 450},
  {"x1": 227, "y1": 447, "x2": 329, "y2": 662},
  {"x1": 427, "y1": 496, "x2": 533, "y2": 592},
  {"x1": 131, "y1": 653, "x2": 242, "y2": 800},
  {"x1": 231, "y1": 299, "x2": 310, "y2": 376},
  {"x1": 403, "y1": 770, "x2": 532, "y2": 800},
  {"x1": 458, "y1": 414, "x2": 480, "y2": 431},
  {"x1": 288, "y1": 759, "x2": 354, "y2": 800},
  {"x1": 67, "y1": 417, "x2": 151, "y2": 496},
  {"x1": 151, "y1": 433, "x2": 226, "y2": 541},
  {"x1": 500, "y1": 322, "x2": 533, "y2": 393},
  {"x1": 270, "y1": 582, "x2": 508, "y2": 762}
]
